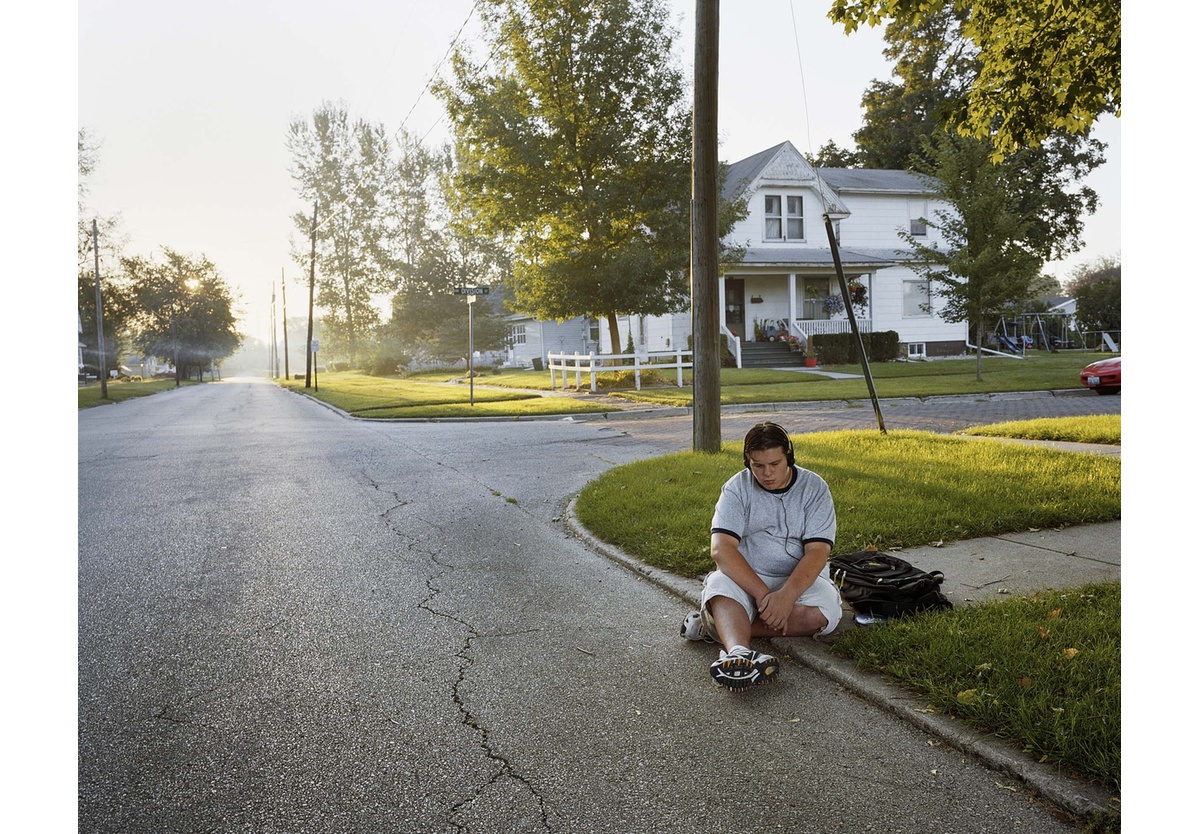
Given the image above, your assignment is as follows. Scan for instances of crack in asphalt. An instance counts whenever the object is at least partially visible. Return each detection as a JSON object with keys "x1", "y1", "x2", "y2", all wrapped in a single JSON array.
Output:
[
  {"x1": 416, "y1": 558, "x2": 551, "y2": 833},
  {"x1": 370, "y1": 473, "x2": 551, "y2": 834}
]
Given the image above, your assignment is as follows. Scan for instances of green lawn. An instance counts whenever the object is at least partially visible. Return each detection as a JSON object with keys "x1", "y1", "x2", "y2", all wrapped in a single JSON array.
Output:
[
  {"x1": 574, "y1": 427, "x2": 1120, "y2": 578},
  {"x1": 614, "y1": 352, "x2": 1100, "y2": 405},
  {"x1": 278, "y1": 371, "x2": 614, "y2": 418},
  {"x1": 78, "y1": 378, "x2": 197, "y2": 408}
]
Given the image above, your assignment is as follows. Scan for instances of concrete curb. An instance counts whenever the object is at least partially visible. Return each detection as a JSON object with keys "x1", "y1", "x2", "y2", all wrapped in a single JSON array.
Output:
[{"x1": 561, "y1": 498, "x2": 1117, "y2": 823}]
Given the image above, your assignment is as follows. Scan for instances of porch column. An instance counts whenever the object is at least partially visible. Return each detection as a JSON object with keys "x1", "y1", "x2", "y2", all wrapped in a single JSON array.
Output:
[
  {"x1": 718, "y1": 276, "x2": 726, "y2": 331},
  {"x1": 788, "y1": 274, "x2": 797, "y2": 331}
]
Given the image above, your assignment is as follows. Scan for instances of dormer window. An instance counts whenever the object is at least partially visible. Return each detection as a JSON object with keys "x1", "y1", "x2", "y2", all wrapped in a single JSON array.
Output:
[{"x1": 764, "y1": 195, "x2": 804, "y2": 241}]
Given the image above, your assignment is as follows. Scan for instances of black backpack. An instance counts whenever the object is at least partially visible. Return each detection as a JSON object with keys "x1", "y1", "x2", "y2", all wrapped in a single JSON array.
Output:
[{"x1": 829, "y1": 550, "x2": 953, "y2": 618}]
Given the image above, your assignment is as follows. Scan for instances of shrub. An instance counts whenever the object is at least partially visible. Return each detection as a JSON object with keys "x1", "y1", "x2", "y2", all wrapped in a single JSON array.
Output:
[
  {"x1": 812, "y1": 330, "x2": 900, "y2": 364},
  {"x1": 365, "y1": 352, "x2": 410, "y2": 376}
]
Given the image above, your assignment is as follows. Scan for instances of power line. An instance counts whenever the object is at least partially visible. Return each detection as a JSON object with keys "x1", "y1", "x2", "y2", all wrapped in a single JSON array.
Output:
[{"x1": 399, "y1": 0, "x2": 482, "y2": 134}]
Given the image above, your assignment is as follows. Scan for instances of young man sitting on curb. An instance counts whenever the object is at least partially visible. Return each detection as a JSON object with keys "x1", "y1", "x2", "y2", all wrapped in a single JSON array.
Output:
[{"x1": 681, "y1": 421, "x2": 843, "y2": 691}]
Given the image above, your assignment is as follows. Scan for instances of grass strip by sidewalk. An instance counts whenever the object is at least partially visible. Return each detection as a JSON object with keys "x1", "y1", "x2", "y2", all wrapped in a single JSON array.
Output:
[
  {"x1": 829, "y1": 581, "x2": 1120, "y2": 791},
  {"x1": 961, "y1": 414, "x2": 1120, "y2": 445},
  {"x1": 574, "y1": 428, "x2": 1121, "y2": 578},
  {"x1": 78, "y1": 378, "x2": 197, "y2": 408},
  {"x1": 278, "y1": 370, "x2": 614, "y2": 418}
]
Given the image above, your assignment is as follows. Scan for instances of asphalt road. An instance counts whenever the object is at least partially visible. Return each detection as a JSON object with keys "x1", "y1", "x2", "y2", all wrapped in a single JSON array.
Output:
[{"x1": 78, "y1": 379, "x2": 1119, "y2": 833}]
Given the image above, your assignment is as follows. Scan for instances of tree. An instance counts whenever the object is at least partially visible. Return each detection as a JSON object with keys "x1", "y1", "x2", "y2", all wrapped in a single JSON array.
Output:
[
  {"x1": 903, "y1": 132, "x2": 1047, "y2": 380},
  {"x1": 850, "y1": 4, "x2": 976, "y2": 169},
  {"x1": 78, "y1": 128, "x2": 131, "y2": 377},
  {"x1": 366, "y1": 135, "x2": 513, "y2": 368},
  {"x1": 434, "y1": 0, "x2": 696, "y2": 353},
  {"x1": 839, "y1": 3, "x2": 1104, "y2": 380},
  {"x1": 808, "y1": 140, "x2": 861, "y2": 169},
  {"x1": 123, "y1": 249, "x2": 243, "y2": 380},
  {"x1": 829, "y1": 0, "x2": 1121, "y2": 158},
  {"x1": 286, "y1": 102, "x2": 391, "y2": 367},
  {"x1": 1064, "y1": 255, "x2": 1121, "y2": 336}
]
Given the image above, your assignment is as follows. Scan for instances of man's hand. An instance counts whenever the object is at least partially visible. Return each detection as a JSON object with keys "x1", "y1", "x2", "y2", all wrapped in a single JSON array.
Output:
[{"x1": 757, "y1": 587, "x2": 800, "y2": 633}]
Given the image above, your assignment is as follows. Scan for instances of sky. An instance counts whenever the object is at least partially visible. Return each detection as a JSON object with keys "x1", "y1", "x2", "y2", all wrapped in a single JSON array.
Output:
[{"x1": 65, "y1": 0, "x2": 1120, "y2": 347}]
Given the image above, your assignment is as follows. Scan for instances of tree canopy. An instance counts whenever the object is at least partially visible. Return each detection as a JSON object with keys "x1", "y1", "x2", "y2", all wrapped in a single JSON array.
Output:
[
  {"x1": 904, "y1": 131, "x2": 1063, "y2": 378},
  {"x1": 1064, "y1": 255, "x2": 1121, "y2": 335},
  {"x1": 434, "y1": 0, "x2": 696, "y2": 353},
  {"x1": 286, "y1": 102, "x2": 391, "y2": 367},
  {"x1": 830, "y1": 0, "x2": 1121, "y2": 158},
  {"x1": 122, "y1": 248, "x2": 243, "y2": 379}
]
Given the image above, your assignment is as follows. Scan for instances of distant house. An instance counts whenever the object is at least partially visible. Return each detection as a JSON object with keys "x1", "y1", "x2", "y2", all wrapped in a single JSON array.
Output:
[{"x1": 498, "y1": 140, "x2": 968, "y2": 368}]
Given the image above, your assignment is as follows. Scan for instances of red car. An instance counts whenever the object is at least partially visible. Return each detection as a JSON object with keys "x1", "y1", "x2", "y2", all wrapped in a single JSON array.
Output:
[{"x1": 1080, "y1": 356, "x2": 1120, "y2": 395}]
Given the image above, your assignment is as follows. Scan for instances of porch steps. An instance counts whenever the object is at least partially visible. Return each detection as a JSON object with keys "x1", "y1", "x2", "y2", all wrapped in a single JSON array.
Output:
[{"x1": 739, "y1": 341, "x2": 808, "y2": 368}]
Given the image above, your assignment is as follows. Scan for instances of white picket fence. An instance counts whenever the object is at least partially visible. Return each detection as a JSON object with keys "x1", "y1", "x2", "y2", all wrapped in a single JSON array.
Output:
[{"x1": 547, "y1": 350, "x2": 693, "y2": 392}]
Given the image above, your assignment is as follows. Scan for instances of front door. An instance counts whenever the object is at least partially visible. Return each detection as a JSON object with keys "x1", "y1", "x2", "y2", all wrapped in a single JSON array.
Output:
[{"x1": 725, "y1": 278, "x2": 745, "y2": 339}]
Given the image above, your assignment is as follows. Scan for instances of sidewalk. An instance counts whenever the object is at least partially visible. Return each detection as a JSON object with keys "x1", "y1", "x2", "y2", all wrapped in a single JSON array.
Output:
[{"x1": 565, "y1": 507, "x2": 1121, "y2": 820}]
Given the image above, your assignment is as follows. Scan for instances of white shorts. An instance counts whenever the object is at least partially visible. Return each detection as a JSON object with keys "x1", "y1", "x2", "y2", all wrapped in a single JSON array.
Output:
[{"x1": 701, "y1": 569, "x2": 843, "y2": 637}]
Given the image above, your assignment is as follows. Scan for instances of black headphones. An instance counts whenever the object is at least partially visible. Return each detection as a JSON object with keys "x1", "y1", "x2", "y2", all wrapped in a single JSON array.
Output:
[{"x1": 743, "y1": 421, "x2": 796, "y2": 469}]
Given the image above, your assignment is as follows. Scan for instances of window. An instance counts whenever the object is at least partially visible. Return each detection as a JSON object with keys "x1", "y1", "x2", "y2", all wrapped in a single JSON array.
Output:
[
  {"x1": 764, "y1": 195, "x2": 782, "y2": 240},
  {"x1": 907, "y1": 342, "x2": 927, "y2": 359},
  {"x1": 903, "y1": 279, "x2": 930, "y2": 317},
  {"x1": 764, "y1": 195, "x2": 804, "y2": 241},
  {"x1": 909, "y1": 200, "x2": 927, "y2": 236},
  {"x1": 587, "y1": 318, "x2": 600, "y2": 344},
  {"x1": 787, "y1": 196, "x2": 803, "y2": 239},
  {"x1": 509, "y1": 324, "x2": 527, "y2": 346}
]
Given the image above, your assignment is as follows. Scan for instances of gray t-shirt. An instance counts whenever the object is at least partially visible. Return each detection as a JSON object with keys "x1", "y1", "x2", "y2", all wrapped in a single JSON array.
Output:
[{"x1": 710, "y1": 465, "x2": 837, "y2": 578}]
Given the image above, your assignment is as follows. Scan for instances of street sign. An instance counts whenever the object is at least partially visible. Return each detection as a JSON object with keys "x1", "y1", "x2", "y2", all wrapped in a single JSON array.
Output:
[
  {"x1": 454, "y1": 286, "x2": 490, "y2": 296},
  {"x1": 310, "y1": 339, "x2": 319, "y2": 353}
]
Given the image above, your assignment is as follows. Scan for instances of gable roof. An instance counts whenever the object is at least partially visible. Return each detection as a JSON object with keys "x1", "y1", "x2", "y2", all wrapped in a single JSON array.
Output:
[
  {"x1": 722, "y1": 141, "x2": 850, "y2": 219},
  {"x1": 722, "y1": 141, "x2": 938, "y2": 206}
]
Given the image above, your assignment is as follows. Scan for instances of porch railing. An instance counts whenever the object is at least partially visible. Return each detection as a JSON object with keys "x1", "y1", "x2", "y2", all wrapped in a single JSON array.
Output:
[{"x1": 787, "y1": 317, "x2": 873, "y2": 347}]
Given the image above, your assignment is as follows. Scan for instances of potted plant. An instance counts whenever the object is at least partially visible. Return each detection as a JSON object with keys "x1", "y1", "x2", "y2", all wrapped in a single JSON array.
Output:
[
  {"x1": 821, "y1": 293, "x2": 846, "y2": 317},
  {"x1": 847, "y1": 280, "x2": 868, "y2": 314}
]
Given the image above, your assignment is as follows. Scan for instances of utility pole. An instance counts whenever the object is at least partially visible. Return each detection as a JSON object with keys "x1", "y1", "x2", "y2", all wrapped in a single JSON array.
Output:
[
  {"x1": 691, "y1": 0, "x2": 721, "y2": 453},
  {"x1": 281, "y1": 267, "x2": 290, "y2": 379},
  {"x1": 91, "y1": 219, "x2": 108, "y2": 399},
  {"x1": 305, "y1": 201, "x2": 317, "y2": 389},
  {"x1": 270, "y1": 282, "x2": 278, "y2": 378}
]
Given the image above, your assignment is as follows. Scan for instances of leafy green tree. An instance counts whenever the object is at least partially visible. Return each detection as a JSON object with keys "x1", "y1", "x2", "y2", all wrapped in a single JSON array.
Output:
[
  {"x1": 123, "y1": 249, "x2": 243, "y2": 380},
  {"x1": 374, "y1": 128, "x2": 441, "y2": 293},
  {"x1": 808, "y1": 140, "x2": 861, "y2": 169},
  {"x1": 78, "y1": 270, "x2": 135, "y2": 377},
  {"x1": 1064, "y1": 255, "x2": 1120, "y2": 335},
  {"x1": 829, "y1": 0, "x2": 1120, "y2": 158},
  {"x1": 287, "y1": 102, "x2": 391, "y2": 367},
  {"x1": 78, "y1": 128, "x2": 133, "y2": 376},
  {"x1": 904, "y1": 132, "x2": 1046, "y2": 379},
  {"x1": 850, "y1": 4, "x2": 975, "y2": 169},
  {"x1": 434, "y1": 0, "x2": 695, "y2": 353},
  {"x1": 373, "y1": 139, "x2": 513, "y2": 366}
]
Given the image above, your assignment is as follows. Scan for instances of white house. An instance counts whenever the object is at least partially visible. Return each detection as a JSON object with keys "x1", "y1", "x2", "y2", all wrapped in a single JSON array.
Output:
[
  {"x1": 715, "y1": 140, "x2": 966, "y2": 363},
  {"x1": 502, "y1": 140, "x2": 967, "y2": 368}
]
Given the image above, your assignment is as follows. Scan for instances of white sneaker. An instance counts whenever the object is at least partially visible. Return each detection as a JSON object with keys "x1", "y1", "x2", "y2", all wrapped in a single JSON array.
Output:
[
  {"x1": 679, "y1": 610, "x2": 716, "y2": 643},
  {"x1": 709, "y1": 646, "x2": 779, "y2": 691}
]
